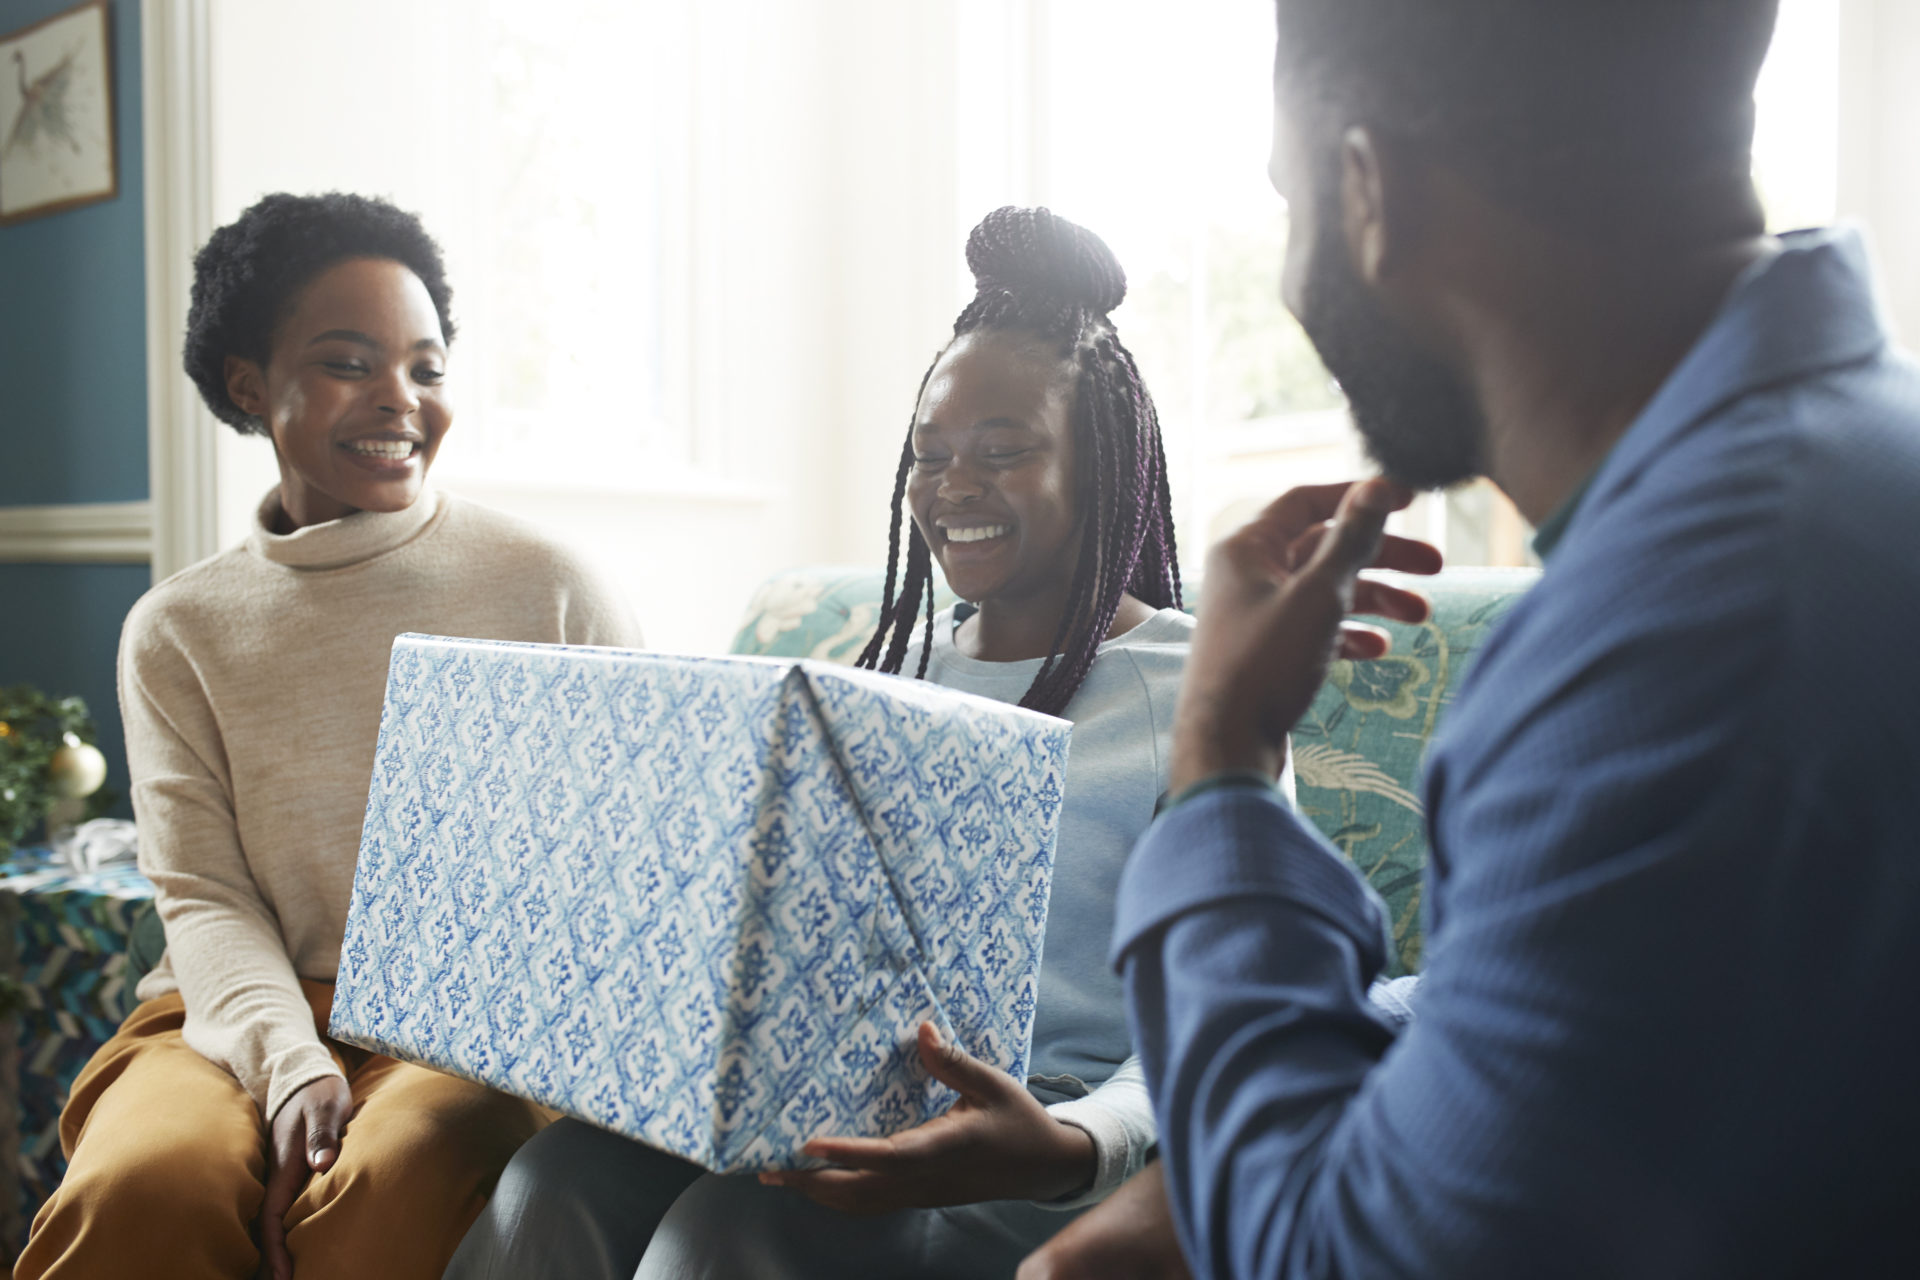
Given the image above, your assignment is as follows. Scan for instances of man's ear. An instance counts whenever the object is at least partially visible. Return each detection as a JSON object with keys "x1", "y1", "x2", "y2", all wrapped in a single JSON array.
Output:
[
  {"x1": 224, "y1": 355, "x2": 268, "y2": 424},
  {"x1": 1338, "y1": 126, "x2": 1408, "y2": 287}
]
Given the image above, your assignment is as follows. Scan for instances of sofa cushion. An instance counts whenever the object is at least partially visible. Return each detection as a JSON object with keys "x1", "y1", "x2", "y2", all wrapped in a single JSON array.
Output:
[
  {"x1": 732, "y1": 566, "x2": 1539, "y2": 975},
  {"x1": 1293, "y1": 568, "x2": 1534, "y2": 973},
  {"x1": 729, "y1": 567, "x2": 958, "y2": 664}
]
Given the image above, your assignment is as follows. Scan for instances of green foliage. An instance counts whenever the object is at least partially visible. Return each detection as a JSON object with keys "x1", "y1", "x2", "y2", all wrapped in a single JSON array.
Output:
[
  {"x1": 1200, "y1": 219, "x2": 1345, "y2": 420},
  {"x1": 1122, "y1": 213, "x2": 1343, "y2": 430},
  {"x1": 0, "y1": 685, "x2": 106, "y2": 854}
]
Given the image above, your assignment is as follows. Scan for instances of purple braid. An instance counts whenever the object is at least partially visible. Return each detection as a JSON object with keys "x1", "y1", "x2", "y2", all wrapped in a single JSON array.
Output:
[{"x1": 855, "y1": 434, "x2": 917, "y2": 671}]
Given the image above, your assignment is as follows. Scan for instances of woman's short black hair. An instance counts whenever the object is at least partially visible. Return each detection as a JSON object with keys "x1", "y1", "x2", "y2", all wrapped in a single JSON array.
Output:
[{"x1": 184, "y1": 192, "x2": 456, "y2": 434}]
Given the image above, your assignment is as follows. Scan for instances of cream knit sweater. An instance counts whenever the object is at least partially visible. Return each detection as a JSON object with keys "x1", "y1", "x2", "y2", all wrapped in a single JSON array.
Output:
[{"x1": 121, "y1": 488, "x2": 642, "y2": 1119}]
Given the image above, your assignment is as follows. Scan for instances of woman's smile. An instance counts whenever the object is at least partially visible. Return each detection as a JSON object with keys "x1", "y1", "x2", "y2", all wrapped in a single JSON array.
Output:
[
  {"x1": 943, "y1": 524, "x2": 1012, "y2": 544},
  {"x1": 339, "y1": 434, "x2": 425, "y2": 475},
  {"x1": 936, "y1": 520, "x2": 1017, "y2": 566},
  {"x1": 225, "y1": 257, "x2": 454, "y2": 531},
  {"x1": 908, "y1": 331, "x2": 1079, "y2": 608}
]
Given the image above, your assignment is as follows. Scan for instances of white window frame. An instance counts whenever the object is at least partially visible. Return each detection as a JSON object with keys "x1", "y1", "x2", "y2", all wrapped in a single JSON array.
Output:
[{"x1": 140, "y1": 0, "x2": 1920, "y2": 587}]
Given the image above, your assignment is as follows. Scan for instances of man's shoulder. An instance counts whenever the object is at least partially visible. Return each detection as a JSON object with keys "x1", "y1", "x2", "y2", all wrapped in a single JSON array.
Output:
[
  {"x1": 1571, "y1": 346, "x2": 1918, "y2": 592},
  {"x1": 1456, "y1": 347, "x2": 1920, "y2": 754},
  {"x1": 1770, "y1": 348, "x2": 1920, "y2": 550}
]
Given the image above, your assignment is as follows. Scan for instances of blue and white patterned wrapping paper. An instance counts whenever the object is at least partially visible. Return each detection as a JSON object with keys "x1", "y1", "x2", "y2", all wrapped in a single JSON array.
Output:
[{"x1": 330, "y1": 635, "x2": 1069, "y2": 1172}]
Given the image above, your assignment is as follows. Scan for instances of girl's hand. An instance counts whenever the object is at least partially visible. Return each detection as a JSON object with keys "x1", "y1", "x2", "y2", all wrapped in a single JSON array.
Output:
[
  {"x1": 258, "y1": 1074, "x2": 353, "y2": 1280},
  {"x1": 760, "y1": 1022, "x2": 1096, "y2": 1214}
]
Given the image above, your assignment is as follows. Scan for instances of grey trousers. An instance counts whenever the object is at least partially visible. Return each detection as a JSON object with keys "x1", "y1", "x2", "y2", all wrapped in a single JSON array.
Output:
[{"x1": 444, "y1": 1117, "x2": 1085, "y2": 1280}]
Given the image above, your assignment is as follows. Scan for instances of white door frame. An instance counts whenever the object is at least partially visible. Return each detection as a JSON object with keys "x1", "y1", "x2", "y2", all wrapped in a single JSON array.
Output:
[{"x1": 141, "y1": 0, "x2": 219, "y2": 583}]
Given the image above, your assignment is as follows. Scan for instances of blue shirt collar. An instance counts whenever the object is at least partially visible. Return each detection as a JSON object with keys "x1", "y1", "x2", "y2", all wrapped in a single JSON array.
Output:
[{"x1": 1544, "y1": 227, "x2": 1890, "y2": 560}]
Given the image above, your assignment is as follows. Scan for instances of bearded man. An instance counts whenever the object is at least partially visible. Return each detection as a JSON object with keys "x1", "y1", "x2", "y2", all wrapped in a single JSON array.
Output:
[{"x1": 1024, "y1": 2, "x2": 1920, "y2": 1277}]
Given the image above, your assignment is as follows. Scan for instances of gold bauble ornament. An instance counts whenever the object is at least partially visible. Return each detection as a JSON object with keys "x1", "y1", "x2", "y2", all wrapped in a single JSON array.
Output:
[{"x1": 48, "y1": 738, "x2": 108, "y2": 799}]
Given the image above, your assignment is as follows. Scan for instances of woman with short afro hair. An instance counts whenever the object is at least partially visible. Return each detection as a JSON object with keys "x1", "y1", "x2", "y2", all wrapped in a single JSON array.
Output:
[{"x1": 19, "y1": 192, "x2": 643, "y2": 1280}]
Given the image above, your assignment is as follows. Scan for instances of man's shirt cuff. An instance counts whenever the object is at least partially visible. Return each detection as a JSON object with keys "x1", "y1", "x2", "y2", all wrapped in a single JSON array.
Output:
[
  {"x1": 1113, "y1": 784, "x2": 1390, "y2": 973},
  {"x1": 1154, "y1": 768, "x2": 1279, "y2": 817}
]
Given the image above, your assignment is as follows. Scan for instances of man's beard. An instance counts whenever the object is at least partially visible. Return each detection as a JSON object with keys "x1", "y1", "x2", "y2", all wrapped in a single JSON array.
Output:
[{"x1": 1296, "y1": 192, "x2": 1489, "y2": 491}]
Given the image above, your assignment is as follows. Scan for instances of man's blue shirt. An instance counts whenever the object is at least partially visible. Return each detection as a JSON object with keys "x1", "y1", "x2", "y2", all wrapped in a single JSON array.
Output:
[{"x1": 1113, "y1": 229, "x2": 1920, "y2": 1278}]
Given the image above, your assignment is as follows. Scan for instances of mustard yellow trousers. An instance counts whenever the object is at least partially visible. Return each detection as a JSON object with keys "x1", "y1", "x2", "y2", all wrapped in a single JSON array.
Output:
[{"x1": 18, "y1": 981, "x2": 546, "y2": 1280}]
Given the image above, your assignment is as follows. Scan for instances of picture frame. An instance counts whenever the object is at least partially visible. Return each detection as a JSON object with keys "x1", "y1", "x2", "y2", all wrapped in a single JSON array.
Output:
[{"x1": 0, "y1": 0, "x2": 117, "y2": 226}]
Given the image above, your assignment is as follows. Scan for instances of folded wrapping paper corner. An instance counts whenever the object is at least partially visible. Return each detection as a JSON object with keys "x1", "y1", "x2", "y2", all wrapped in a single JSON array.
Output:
[{"x1": 331, "y1": 635, "x2": 1070, "y2": 1172}]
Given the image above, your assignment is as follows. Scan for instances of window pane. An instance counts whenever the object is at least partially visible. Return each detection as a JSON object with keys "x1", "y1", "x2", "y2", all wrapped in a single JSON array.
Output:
[
  {"x1": 1755, "y1": 0, "x2": 1840, "y2": 232},
  {"x1": 1025, "y1": 0, "x2": 1840, "y2": 567},
  {"x1": 431, "y1": 0, "x2": 694, "y2": 490}
]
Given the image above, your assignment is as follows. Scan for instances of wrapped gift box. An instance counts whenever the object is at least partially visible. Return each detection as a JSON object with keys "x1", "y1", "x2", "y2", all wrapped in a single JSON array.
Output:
[
  {"x1": 331, "y1": 635, "x2": 1069, "y2": 1172},
  {"x1": 0, "y1": 849, "x2": 157, "y2": 1254}
]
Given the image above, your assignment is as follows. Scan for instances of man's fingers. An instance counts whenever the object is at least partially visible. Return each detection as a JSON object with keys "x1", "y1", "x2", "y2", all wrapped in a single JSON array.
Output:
[
  {"x1": 1352, "y1": 578, "x2": 1432, "y2": 625},
  {"x1": 1304, "y1": 479, "x2": 1404, "y2": 585},
  {"x1": 1276, "y1": 527, "x2": 1442, "y2": 579},
  {"x1": 1017, "y1": 1162, "x2": 1194, "y2": 1280},
  {"x1": 1336, "y1": 623, "x2": 1394, "y2": 661},
  {"x1": 1374, "y1": 533, "x2": 1444, "y2": 575},
  {"x1": 1017, "y1": 1242, "x2": 1082, "y2": 1280},
  {"x1": 1239, "y1": 482, "x2": 1369, "y2": 572},
  {"x1": 1258, "y1": 481, "x2": 1377, "y2": 540}
]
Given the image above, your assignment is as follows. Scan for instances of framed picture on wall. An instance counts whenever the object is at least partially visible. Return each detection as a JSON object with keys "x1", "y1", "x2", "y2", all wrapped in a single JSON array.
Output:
[{"x1": 0, "y1": 0, "x2": 117, "y2": 226}]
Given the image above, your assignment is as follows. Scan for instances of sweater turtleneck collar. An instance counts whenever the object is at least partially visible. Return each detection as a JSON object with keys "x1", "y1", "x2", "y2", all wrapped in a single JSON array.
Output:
[{"x1": 245, "y1": 486, "x2": 445, "y2": 571}]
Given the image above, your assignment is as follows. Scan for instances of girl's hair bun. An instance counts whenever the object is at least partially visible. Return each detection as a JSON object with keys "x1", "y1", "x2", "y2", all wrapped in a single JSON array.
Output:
[{"x1": 965, "y1": 205, "x2": 1127, "y2": 315}]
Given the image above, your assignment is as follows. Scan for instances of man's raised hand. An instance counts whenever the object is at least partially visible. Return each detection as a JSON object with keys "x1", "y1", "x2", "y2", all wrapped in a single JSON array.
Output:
[{"x1": 1170, "y1": 478, "x2": 1442, "y2": 793}]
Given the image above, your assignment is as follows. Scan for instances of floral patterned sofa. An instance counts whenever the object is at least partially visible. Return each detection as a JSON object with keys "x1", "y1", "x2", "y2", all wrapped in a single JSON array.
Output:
[
  {"x1": 120, "y1": 563, "x2": 1537, "y2": 988},
  {"x1": 27, "y1": 562, "x2": 1529, "y2": 1238},
  {"x1": 731, "y1": 565, "x2": 1540, "y2": 976}
]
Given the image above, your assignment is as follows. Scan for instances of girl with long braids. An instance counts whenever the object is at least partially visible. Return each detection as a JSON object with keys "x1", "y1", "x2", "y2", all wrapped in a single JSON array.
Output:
[{"x1": 448, "y1": 206, "x2": 1279, "y2": 1279}]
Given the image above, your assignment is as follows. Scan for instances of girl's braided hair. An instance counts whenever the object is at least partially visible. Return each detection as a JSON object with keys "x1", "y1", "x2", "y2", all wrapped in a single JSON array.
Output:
[{"x1": 855, "y1": 206, "x2": 1181, "y2": 717}]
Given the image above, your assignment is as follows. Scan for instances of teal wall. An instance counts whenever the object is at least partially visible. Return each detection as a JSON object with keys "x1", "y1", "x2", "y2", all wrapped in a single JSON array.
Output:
[
  {"x1": 0, "y1": 0, "x2": 149, "y2": 818},
  {"x1": 0, "y1": 564, "x2": 148, "y2": 814}
]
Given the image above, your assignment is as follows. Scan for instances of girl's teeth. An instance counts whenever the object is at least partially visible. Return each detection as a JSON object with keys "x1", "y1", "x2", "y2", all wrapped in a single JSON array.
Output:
[
  {"x1": 947, "y1": 525, "x2": 1010, "y2": 544},
  {"x1": 346, "y1": 440, "x2": 415, "y2": 459}
]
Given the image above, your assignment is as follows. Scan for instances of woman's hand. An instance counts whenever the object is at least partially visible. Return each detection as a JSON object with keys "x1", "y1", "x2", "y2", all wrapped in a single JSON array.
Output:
[
  {"x1": 258, "y1": 1074, "x2": 353, "y2": 1280},
  {"x1": 1018, "y1": 1162, "x2": 1193, "y2": 1280},
  {"x1": 760, "y1": 1021, "x2": 1097, "y2": 1214}
]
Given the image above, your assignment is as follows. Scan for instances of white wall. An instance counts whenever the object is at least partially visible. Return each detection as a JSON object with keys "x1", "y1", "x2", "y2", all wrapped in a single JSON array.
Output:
[
  {"x1": 816, "y1": 0, "x2": 968, "y2": 570},
  {"x1": 198, "y1": 0, "x2": 971, "y2": 654}
]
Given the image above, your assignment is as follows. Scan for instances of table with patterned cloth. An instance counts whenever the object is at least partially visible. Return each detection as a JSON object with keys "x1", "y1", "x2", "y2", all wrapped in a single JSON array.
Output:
[{"x1": 0, "y1": 849, "x2": 156, "y2": 1257}]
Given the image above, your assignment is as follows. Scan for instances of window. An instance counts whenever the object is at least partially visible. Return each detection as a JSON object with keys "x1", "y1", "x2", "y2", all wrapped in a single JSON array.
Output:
[
  {"x1": 1754, "y1": 0, "x2": 1841, "y2": 234},
  {"x1": 969, "y1": 0, "x2": 1843, "y2": 568},
  {"x1": 427, "y1": 0, "x2": 697, "y2": 491},
  {"x1": 203, "y1": 0, "x2": 807, "y2": 654},
  {"x1": 190, "y1": 0, "x2": 1857, "y2": 648}
]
